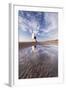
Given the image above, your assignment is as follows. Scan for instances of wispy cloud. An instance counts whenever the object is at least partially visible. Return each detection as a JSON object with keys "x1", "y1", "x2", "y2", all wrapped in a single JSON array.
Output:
[{"x1": 18, "y1": 11, "x2": 58, "y2": 42}]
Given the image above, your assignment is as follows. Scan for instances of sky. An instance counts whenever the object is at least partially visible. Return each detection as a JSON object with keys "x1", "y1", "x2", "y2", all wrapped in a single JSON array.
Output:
[{"x1": 18, "y1": 10, "x2": 58, "y2": 42}]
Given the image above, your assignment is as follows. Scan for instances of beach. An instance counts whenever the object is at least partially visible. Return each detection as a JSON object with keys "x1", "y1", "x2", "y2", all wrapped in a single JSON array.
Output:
[{"x1": 19, "y1": 40, "x2": 58, "y2": 79}]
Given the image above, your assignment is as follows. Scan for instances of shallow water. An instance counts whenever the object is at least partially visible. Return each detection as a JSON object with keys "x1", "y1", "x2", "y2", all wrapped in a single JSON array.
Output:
[{"x1": 19, "y1": 45, "x2": 58, "y2": 79}]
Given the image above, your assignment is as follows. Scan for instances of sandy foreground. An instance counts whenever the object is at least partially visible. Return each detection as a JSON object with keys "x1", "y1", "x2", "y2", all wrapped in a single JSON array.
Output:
[{"x1": 18, "y1": 39, "x2": 58, "y2": 79}]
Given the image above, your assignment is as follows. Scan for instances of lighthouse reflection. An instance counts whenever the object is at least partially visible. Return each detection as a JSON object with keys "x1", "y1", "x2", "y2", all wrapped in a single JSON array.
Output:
[{"x1": 32, "y1": 45, "x2": 37, "y2": 52}]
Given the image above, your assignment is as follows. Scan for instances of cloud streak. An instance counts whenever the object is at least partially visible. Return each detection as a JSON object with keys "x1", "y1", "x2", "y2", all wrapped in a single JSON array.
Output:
[{"x1": 18, "y1": 11, "x2": 58, "y2": 41}]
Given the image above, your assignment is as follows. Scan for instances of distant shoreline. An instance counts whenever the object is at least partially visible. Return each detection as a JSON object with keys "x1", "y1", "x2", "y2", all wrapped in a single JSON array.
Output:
[{"x1": 19, "y1": 39, "x2": 58, "y2": 49}]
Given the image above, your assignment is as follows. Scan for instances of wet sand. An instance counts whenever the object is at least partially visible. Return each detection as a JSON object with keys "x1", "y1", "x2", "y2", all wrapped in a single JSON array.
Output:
[
  {"x1": 19, "y1": 41, "x2": 58, "y2": 79},
  {"x1": 19, "y1": 39, "x2": 58, "y2": 49}
]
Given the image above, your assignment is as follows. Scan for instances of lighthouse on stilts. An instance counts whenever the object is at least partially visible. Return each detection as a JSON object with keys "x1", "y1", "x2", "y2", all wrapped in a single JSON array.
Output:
[
  {"x1": 32, "y1": 31, "x2": 37, "y2": 52},
  {"x1": 32, "y1": 31, "x2": 37, "y2": 42}
]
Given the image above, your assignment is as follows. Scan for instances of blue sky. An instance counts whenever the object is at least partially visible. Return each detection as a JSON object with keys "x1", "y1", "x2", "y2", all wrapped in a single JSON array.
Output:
[{"x1": 18, "y1": 10, "x2": 58, "y2": 42}]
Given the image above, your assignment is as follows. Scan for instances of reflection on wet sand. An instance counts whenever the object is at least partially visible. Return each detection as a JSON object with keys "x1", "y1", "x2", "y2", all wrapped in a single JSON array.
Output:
[
  {"x1": 32, "y1": 45, "x2": 36, "y2": 52},
  {"x1": 19, "y1": 45, "x2": 58, "y2": 79}
]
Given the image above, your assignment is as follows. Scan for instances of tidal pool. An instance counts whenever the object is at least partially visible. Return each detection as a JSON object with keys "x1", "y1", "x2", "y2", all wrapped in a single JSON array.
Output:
[{"x1": 19, "y1": 45, "x2": 58, "y2": 79}]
